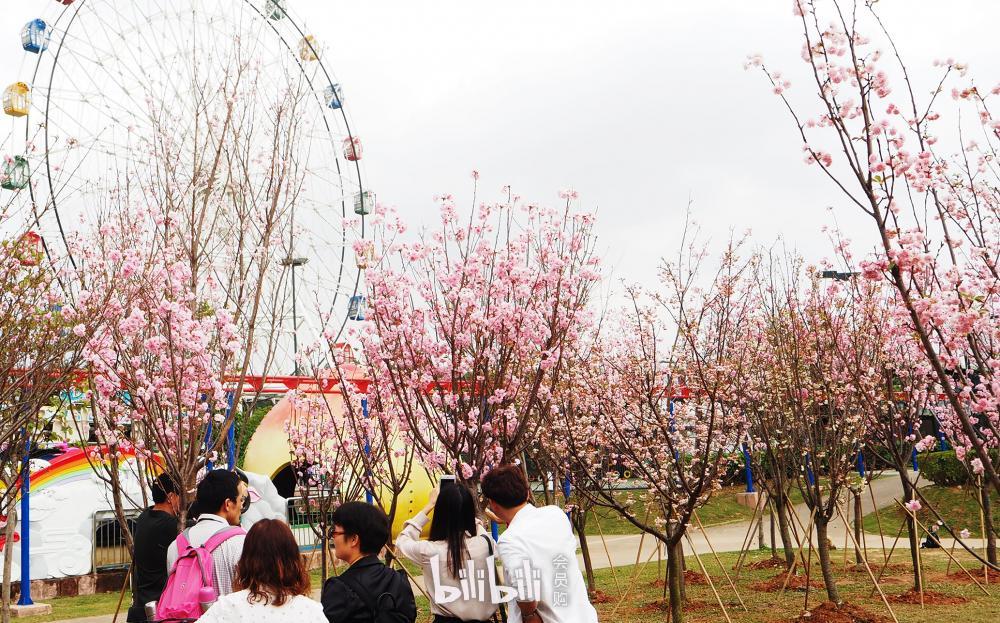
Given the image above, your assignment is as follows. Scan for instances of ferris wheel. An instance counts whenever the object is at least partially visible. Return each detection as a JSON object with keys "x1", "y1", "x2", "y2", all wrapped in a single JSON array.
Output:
[{"x1": 2, "y1": 0, "x2": 373, "y2": 375}]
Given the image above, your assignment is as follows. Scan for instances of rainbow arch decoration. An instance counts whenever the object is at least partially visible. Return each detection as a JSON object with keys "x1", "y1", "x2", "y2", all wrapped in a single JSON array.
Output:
[
  {"x1": 16, "y1": 447, "x2": 141, "y2": 498},
  {"x1": 0, "y1": 446, "x2": 147, "y2": 580}
]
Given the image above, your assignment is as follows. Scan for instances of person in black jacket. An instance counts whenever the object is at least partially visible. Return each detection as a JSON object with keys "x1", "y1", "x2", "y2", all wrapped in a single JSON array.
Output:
[
  {"x1": 321, "y1": 502, "x2": 416, "y2": 623},
  {"x1": 126, "y1": 474, "x2": 180, "y2": 622}
]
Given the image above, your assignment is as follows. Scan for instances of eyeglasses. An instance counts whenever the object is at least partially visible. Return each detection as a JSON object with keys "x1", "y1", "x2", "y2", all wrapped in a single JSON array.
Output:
[{"x1": 330, "y1": 530, "x2": 347, "y2": 538}]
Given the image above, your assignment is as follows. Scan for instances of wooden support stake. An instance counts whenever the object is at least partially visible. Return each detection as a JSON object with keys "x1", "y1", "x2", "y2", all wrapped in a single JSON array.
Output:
[
  {"x1": 843, "y1": 505, "x2": 851, "y2": 570},
  {"x1": 913, "y1": 508, "x2": 924, "y2": 609},
  {"x1": 834, "y1": 503, "x2": 899, "y2": 623},
  {"x1": 390, "y1": 553, "x2": 431, "y2": 600},
  {"x1": 785, "y1": 497, "x2": 813, "y2": 569},
  {"x1": 869, "y1": 480, "x2": 888, "y2": 564},
  {"x1": 111, "y1": 562, "x2": 133, "y2": 623},
  {"x1": 871, "y1": 516, "x2": 906, "y2": 591},
  {"x1": 733, "y1": 493, "x2": 766, "y2": 578},
  {"x1": 899, "y1": 501, "x2": 991, "y2": 597},
  {"x1": 781, "y1": 506, "x2": 816, "y2": 596},
  {"x1": 980, "y1": 476, "x2": 989, "y2": 585},
  {"x1": 685, "y1": 530, "x2": 732, "y2": 623},
  {"x1": 694, "y1": 510, "x2": 747, "y2": 611},
  {"x1": 608, "y1": 541, "x2": 660, "y2": 619},
  {"x1": 590, "y1": 508, "x2": 621, "y2": 593},
  {"x1": 802, "y1": 516, "x2": 815, "y2": 613}
]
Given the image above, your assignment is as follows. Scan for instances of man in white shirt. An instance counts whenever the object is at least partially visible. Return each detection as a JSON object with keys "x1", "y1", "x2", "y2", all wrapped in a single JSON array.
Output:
[
  {"x1": 481, "y1": 464, "x2": 599, "y2": 623},
  {"x1": 166, "y1": 470, "x2": 248, "y2": 596}
]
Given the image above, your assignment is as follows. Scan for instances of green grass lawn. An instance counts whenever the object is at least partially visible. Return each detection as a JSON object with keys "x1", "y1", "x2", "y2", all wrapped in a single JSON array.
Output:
[
  {"x1": 12, "y1": 592, "x2": 133, "y2": 623},
  {"x1": 580, "y1": 547, "x2": 1000, "y2": 623},
  {"x1": 14, "y1": 548, "x2": 1000, "y2": 623},
  {"x1": 583, "y1": 486, "x2": 757, "y2": 535},
  {"x1": 862, "y1": 484, "x2": 1000, "y2": 539}
]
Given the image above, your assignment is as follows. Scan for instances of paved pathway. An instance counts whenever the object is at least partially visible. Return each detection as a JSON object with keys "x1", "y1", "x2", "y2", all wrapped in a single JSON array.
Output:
[{"x1": 572, "y1": 472, "x2": 912, "y2": 570}]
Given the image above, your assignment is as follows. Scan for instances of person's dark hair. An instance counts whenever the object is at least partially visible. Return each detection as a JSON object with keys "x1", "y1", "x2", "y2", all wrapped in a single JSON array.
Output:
[
  {"x1": 150, "y1": 474, "x2": 176, "y2": 505},
  {"x1": 234, "y1": 519, "x2": 309, "y2": 606},
  {"x1": 481, "y1": 464, "x2": 530, "y2": 509},
  {"x1": 195, "y1": 470, "x2": 240, "y2": 515},
  {"x1": 331, "y1": 501, "x2": 389, "y2": 555},
  {"x1": 429, "y1": 484, "x2": 478, "y2": 577}
]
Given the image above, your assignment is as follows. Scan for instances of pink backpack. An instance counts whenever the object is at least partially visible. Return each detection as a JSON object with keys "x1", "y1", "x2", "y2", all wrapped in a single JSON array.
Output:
[{"x1": 156, "y1": 526, "x2": 245, "y2": 621}]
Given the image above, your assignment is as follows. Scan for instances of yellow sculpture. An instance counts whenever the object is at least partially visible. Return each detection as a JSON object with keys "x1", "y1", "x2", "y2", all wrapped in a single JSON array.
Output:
[{"x1": 243, "y1": 392, "x2": 434, "y2": 538}]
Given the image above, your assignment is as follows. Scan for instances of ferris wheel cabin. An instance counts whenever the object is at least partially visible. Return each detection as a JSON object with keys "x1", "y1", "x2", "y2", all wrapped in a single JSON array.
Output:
[{"x1": 21, "y1": 19, "x2": 50, "y2": 54}]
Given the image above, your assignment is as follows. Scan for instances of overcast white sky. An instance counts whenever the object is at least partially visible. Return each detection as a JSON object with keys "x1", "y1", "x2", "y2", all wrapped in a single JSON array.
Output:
[{"x1": 2, "y1": 1, "x2": 995, "y2": 291}]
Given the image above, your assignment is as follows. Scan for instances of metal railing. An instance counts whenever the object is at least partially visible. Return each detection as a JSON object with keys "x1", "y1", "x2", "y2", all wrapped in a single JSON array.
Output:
[
  {"x1": 92, "y1": 509, "x2": 142, "y2": 572},
  {"x1": 286, "y1": 495, "x2": 338, "y2": 552}
]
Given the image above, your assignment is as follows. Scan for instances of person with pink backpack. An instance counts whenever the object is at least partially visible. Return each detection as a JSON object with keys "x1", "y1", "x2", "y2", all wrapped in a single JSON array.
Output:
[{"x1": 155, "y1": 470, "x2": 249, "y2": 621}]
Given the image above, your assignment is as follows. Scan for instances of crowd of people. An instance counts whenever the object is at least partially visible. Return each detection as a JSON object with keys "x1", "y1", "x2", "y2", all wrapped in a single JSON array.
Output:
[{"x1": 127, "y1": 465, "x2": 599, "y2": 623}]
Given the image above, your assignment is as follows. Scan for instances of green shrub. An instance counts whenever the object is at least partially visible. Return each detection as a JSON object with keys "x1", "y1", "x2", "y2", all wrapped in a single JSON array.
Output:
[
  {"x1": 918, "y1": 450, "x2": 968, "y2": 486},
  {"x1": 236, "y1": 401, "x2": 274, "y2": 468}
]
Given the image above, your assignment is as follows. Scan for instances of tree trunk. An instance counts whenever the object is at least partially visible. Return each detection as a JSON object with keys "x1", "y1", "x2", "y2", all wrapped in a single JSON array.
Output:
[
  {"x1": 981, "y1": 484, "x2": 998, "y2": 566},
  {"x1": 757, "y1": 510, "x2": 765, "y2": 549},
  {"x1": 321, "y1": 533, "x2": 328, "y2": 580},
  {"x1": 677, "y1": 538, "x2": 687, "y2": 602},
  {"x1": 571, "y1": 512, "x2": 596, "y2": 594},
  {"x1": 815, "y1": 519, "x2": 841, "y2": 604},
  {"x1": 666, "y1": 539, "x2": 685, "y2": 623},
  {"x1": 770, "y1": 505, "x2": 777, "y2": 558},
  {"x1": 901, "y1": 473, "x2": 922, "y2": 592},
  {"x1": 775, "y1": 494, "x2": 795, "y2": 567},
  {"x1": 108, "y1": 460, "x2": 136, "y2": 558},
  {"x1": 853, "y1": 491, "x2": 863, "y2": 565},
  {"x1": 2, "y1": 499, "x2": 16, "y2": 623}
]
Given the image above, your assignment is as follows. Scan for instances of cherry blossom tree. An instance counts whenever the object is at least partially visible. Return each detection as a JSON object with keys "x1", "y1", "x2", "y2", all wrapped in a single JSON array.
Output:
[
  {"x1": 742, "y1": 255, "x2": 813, "y2": 570},
  {"x1": 0, "y1": 227, "x2": 108, "y2": 620},
  {"x1": 359, "y1": 185, "x2": 600, "y2": 486},
  {"x1": 76, "y1": 212, "x2": 242, "y2": 525},
  {"x1": 532, "y1": 352, "x2": 606, "y2": 596},
  {"x1": 754, "y1": 266, "x2": 884, "y2": 604},
  {"x1": 754, "y1": 0, "x2": 1000, "y2": 507},
  {"x1": 327, "y1": 351, "x2": 421, "y2": 543},
  {"x1": 558, "y1": 233, "x2": 756, "y2": 623},
  {"x1": 855, "y1": 292, "x2": 937, "y2": 590},
  {"x1": 284, "y1": 389, "x2": 365, "y2": 578}
]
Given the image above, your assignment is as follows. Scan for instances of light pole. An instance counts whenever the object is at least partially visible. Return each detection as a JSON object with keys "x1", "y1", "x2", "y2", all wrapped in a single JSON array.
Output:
[{"x1": 281, "y1": 256, "x2": 309, "y2": 375}]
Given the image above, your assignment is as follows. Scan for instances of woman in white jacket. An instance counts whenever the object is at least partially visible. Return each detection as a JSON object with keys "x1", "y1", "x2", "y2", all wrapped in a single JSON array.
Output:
[
  {"x1": 396, "y1": 482, "x2": 499, "y2": 623},
  {"x1": 197, "y1": 519, "x2": 326, "y2": 623}
]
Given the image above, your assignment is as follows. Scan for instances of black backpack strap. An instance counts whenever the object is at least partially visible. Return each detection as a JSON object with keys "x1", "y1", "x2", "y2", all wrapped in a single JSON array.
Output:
[{"x1": 337, "y1": 572, "x2": 381, "y2": 618}]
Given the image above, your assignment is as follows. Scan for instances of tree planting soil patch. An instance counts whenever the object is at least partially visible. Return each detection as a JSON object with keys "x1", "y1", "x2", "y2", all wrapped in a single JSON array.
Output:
[
  {"x1": 752, "y1": 571, "x2": 823, "y2": 592},
  {"x1": 684, "y1": 570, "x2": 709, "y2": 585},
  {"x1": 639, "y1": 598, "x2": 710, "y2": 613},
  {"x1": 745, "y1": 556, "x2": 790, "y2": 571},
  {"x1": 886, "y1": 588, "x2": 968, "y2": 605},
  {"x1": 588, "y1": 588, "x2": 612, "y2": 603},
  {"x1": 788, "y1": 601, "x2": 890, "y2": 623},
  {"x1": 941, "y1": 569, "x2": 1000, "y2": 585},
  {"x1": 856, "y1": 562, "x2": 909, "y2": 575}
]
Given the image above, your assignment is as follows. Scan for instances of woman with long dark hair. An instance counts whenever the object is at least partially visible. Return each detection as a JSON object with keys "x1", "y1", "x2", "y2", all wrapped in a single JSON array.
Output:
[
  {"x1": 197, "y1": 519, "x2": 325, "y2": 623},
  {"x1": 395, "y1": 481, "x2": 499, "y2": 623}
]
